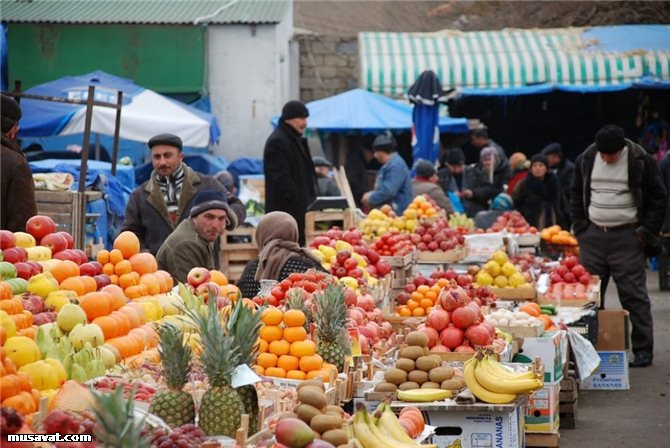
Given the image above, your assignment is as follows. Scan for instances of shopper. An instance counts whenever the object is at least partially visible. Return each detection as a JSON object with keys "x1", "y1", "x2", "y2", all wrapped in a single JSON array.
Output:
[
  {"x1": 542, "y1": 142, "x2": 575, "y2": 228},
  {"x1": 263, "y1": 101, "x2": 317, "y2": 246},
  {"x1": 571, "y1": 124, "x2": 667, "y2": 368},
  {"x1": 512, "y1": 154, "x2": 561, "y2": 229},
  {"x1": 459, "y1": 147, "x2": 504, "y2": 217},
  {"x1": 361, "y1": 135, "x2": 413, "y2": 214},
  {"x1": 412, "y1": 159, "x2": 454, "y2": 214},
  {"x1": 313, "y1": 156, "x2": 341, "y2": 197},
  {"x1": 236, "y1": 211, "x2": 323, "y2": 298},
  {"x1": 122, "y1": 133, "x2": 245, "y2": 255},
  {"x1": 506, "y1": 152, "x2": 530, "y2": 195},
  {"x1": 474, "y1": 193, "x2": 514, "y2": 230},
  {"x1": 1, "y1": 94, "x2": 37, "y2": 231}
]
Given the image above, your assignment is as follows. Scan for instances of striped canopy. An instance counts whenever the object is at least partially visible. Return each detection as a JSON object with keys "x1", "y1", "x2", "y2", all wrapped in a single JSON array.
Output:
[{"x1": 359, "y1": 25, "x2": 670, "y2": 96}]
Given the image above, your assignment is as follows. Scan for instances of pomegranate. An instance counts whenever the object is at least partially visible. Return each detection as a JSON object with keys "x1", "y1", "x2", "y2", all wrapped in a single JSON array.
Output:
[
  {"x1": 430, "y1": 344, "x2": 451, "y2": 353},
  {"x1": 438, "y1": 285, "x2": 471, "y2": 311},
  {"x1": 425, "y1": 308, "x2": 450, "y2": 332},
  {"x1": 420, "y1": 326, "x2": 439, "y2": 348},
  {"x1": 348, "y1": 308, "x2": 366, "y2": 326},
  {"x1": 465, "y1": 324, "x2": 494, "y2": 347},
  {"x1": 451, "y1": 306, "x2": 479, "y2": 330},
  {"x1": 455, "y1": 345, "x2": 475, "y2": 353},
  {"x1": 357, "y1": 294, "x2": 375, "y2": 312},
  {"x1": 440, "y1": 325, "x2": 465, "y2": 350}
]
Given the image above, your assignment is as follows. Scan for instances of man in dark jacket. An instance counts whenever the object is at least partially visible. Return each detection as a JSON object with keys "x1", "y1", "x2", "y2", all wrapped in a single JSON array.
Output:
[
  {"x1": 156, "y1": 190, "x2": 228, "y2": 283},
  {"x1": 571, "y1": 124, "x2": 667, "y2": 368},
  {"x1": 542, "y1": 142, "x2": 575, "y2": 228},
  {"x1": 1, "y1": 94, "x2": 37, "y2": 231},
  {"x1": 122, "y1": 133, "x2": 245, "y2": 255},
  {"x1": 313, "y1": 156, "x2": 341, "y2": 197},
  {"x1": 264, "y1": 101, "x2": 317, "y2": 246}
]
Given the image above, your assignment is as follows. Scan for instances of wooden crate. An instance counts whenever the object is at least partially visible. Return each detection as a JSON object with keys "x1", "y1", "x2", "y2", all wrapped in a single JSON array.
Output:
[
  {"x1": 526, "y1": 432, "x2": 560, "y2": 447},
  {"x1": 491, "y1": 284, "x2": 537, "y2": 301},
  {"x1": 35, "y1": 190, "x2": 103, "y2": 250},
  {"x1": 220, "y1": 225, "x2": 258, "y2": 282},
  {"x1": 305, "y1": 210, "x2": 354, "y2": 246},
  {"x1": 417, "y1": 245, "x2": 468, "y2": 263}
]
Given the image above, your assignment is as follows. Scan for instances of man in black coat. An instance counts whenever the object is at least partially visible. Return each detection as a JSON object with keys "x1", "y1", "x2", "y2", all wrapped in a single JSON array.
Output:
[
  {"x1": 542, "y1": 142, "x2": 575, "y2": 228},
  {"x1": 571, "y1": 125, "x2": 667, "y2": 368},
  {"x1": 263, "y1": 101, "x2": 317, "y2": 246}
]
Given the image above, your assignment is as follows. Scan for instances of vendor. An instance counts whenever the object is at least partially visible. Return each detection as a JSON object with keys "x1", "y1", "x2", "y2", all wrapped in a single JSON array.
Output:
[
  {"x1": 361, "y1": 134, "x2": 412, "y2": 213},
  {"x1": 412, "y1": 159, "x2": 454, "y2": 214},
  {"x1": 237, "y1": 212, "x2": 323, "y2": 298},
  {"x1": 511, "y1": 154, "x2": 561, "y2": 229}
]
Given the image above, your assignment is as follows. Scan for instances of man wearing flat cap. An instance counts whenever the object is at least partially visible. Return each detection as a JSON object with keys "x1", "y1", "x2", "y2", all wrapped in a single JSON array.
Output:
[
  {"x1": 263, "y1": 100, "x2": 317, "y2": 245},
  {"x1": 541, "y1": 142, "x2": 575, "y2": 228},
  {"x1": 122, "y1": 133, "x2": 245, "y2": 255},
  {"x1": 361, "y1": 134, "x2": 412, "y2": 213},
  {"x1": 313, "y1": 156, "x2": 341, "y2": 197},
  {"x1": 1, "y1": 94, "x2": 37, "y2": 231},
  {"x1": 156, "y1": 190, "x2": 229, "y2": 282}
]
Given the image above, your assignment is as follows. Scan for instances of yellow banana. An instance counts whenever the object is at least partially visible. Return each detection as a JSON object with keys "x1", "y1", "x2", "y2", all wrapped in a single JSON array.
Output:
[
  {"x1": 397, "y1": 388, "x2": 452, "y2": 402},
  {"x1": 475, "y1": 357, "x2": 543, "y2": 394},
  {"x1": 463, "y1": 357, "x2": 518, "y2": 404},
  {"x1": 375, "y1": 402, "x2": 422, "y2": 446},
  {"x1": 482, "y1": 355, "x2": 537, "y2": 380},
  {"x1": 352, "y1": 406, "x2": 413, "y2": 448},
  {"x1": 364, "y1": 408, "x2": 420, "y2": 448}
]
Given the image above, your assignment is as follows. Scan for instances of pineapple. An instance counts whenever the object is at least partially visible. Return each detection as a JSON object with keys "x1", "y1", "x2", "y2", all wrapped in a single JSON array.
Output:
[
  {"x1": 185, "y1": 294, "x2": 244, "y2": 437},
  {"x1": 92, "y1": 386, "x2": 150, "y2": 448},
  {"x1": 227, "y1": 297, "x2": 264, "y2": 434},
  {"x1": 314, "y1": 284, "x2": 350, "y2": 372},
  {"x1": 148, "y1": 323, "x2": 195, "y2": 427},
  {"x1": 285, "y1": 288, "x2": 313, "y2": 333}
]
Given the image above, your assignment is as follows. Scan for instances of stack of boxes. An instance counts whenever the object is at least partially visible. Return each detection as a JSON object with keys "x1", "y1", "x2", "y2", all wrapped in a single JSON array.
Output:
[{"x1": 581, "y1": 310, "x2": 631, "y2": 390}]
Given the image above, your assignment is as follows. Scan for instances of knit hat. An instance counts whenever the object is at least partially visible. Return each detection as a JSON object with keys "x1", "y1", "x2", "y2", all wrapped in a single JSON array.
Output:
[
  {"x1": 190, "y1": 190, "x2": 229, "y2": 217},
  {"x1": 446, "y1": 147, "x2": 465, "y2": 165},
  {"x1": 415, "y1": 159, "x2": 436, "y2": 178},
  {"x1": 480, "y1": 146, "x2": 497, "y2": 161},
  {"x1": 148, "y1": 133, "x2": 183, "y2": 152},
  {"x1": 530, "y1": 153, "x2": 550, "y2": 169},
  {"x1": 312, "y1": 156, "x2": 332, "y2": 168},
  {"x1": 541, "y1": 142, "x2": 562, "y2": 157},
  {"x1": 595, "y1": 124, "x2": 626, "y2": 154},
  {"x1": 1, "y1": 94, "x2": 22, "y2": 133},
  {"x1": 491, "y1": 193, "x2": 514, "y2": 211},
  {"x1": 281, "y1": 100, "x2": 309, "y2": 120},
  {"x1": 372, "y1": 134, "x2": 396, "y2": 152}
]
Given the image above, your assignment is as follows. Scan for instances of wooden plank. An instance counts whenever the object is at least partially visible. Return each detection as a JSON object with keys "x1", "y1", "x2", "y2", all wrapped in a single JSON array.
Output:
[
  {"x1": 337, "y1": 166, "x2": 358, "y2": 214},
  {"x1": 559, "y1": 398, "x2": 578, "y2": 414},
  {"x1": 525, "y1": 432, "x2": 560, "y2": 447}
]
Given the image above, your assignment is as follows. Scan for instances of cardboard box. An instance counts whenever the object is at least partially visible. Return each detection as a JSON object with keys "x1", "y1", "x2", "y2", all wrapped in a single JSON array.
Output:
[
  {"x1": 525, "y1": 383, "x2": 560, "y2": 433},
  {"x1": 581, "y1": 351, "x2": 630, "y2": 390},
  {"x1": 596, "y1": 310, "x2": 631, "y2": 351},
  {"x1": 514, "y1": 331, "x2": 567, "y2": 383}
]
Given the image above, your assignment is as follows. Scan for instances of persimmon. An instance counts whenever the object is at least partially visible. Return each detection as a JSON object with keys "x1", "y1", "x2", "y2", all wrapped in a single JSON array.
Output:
[
  {"x1": 78, "y1": 292, "x2": 112, "y2": 321},
  {"x1": 113, "y1": 231, "x2": 141, "y2": 259},
  {"x1": 129, "y1": 253, "x2": 158, "y2": 276}
]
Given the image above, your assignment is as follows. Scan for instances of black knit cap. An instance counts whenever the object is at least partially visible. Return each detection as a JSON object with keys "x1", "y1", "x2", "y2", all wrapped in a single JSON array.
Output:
[
  {"x1": 1, "y1": 94, "x2": 22, "y2": 133},
  {"x1": 372, "y1": 134, "x2": 396, "y2": 152},
  {"x1": 595, "y1": 124, "x2": 626, "y2": 154},
  {"x1": 446, "y1": 147, "x2": 465, "y2": 165},
  {"x1": 190, "y1": 189, "x2": 229, "y2": 217},
  {"x1": 415, "y1": 159, "x2": 436, "y2": 178},
  {"x1": 541, "y1": 142, "x2": 562, "y2": 156},
  {"x1": 530, "y1": 153, "x2": 550, "y2": 169},
  {"x1": 281, "y1": 100, "x2": 309, "y2": 120},
  {"x1": 148, "y1": 133, "x2": 183, "y2": 152}
]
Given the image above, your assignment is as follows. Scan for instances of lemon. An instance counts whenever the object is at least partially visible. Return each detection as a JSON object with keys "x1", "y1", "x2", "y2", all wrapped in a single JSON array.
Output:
[
  {"x1": 4, "y1": 336, "x2": 41, "y2": 368},
  {"x1": 501, "y1": 262, "x2": 517, "y2": 277},
  {"x1": 476, "y1": 271, "x2": 493, "y2": 286},
  {"x1": 486, "y1": 260, "x2": 501, "y2": 277},
  {"x1": 508, "y1": 272, "x2": 525, "y2": 287},
  {"x1": 492, "y1": 250, "x2": 508, "y2": 266},
  {"x1": 494, "y1": 275, "x2": 509, "y2": 288}
]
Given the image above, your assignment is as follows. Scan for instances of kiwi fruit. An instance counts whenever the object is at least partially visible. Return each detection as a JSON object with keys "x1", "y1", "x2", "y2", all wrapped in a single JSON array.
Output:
[
  {"x1": 408, "y1": 370, "x2": 429, "y2": 384},
  {"x1": 322, "y1": 428, "x2": 349, "y2": 446},
  {"x1": 416, "y1": 356, "x2": 440, "y2": 372},
  {"x1": 311, "y1": 414, "x2": 343, "y2": 434},
  {"x1": 399, "y1": 346, "x2": 424, "y2": 360},
  {"x1": 297, "y1": 379, "x2": 324, "y2": 392},
  {"x1": 429, "y1": 354, "x2": 443, "y2": 364},
  {"x1": 406, "y1": 331, "x2": 429, "y2": 347},
  {"x1": 441, "y1": 377, "x2": 467, "y2": 390},
  {"x1": 421, "y1": 381, "x2": 441, "y2": 389},
  {"x1": 396, "y1": 358, "x2": 416, "y2": 372},
  {"x1": 384, "y1": 368, "x2": 408, "y2": 385},
  {"x1": 295, "y1": 404, "x2": 323, "y2": 425},
  {"x1": 429, "y1": 366, "x2": 455, "y2": 383},
  {"x1": 325, "y1": 405, "x2": 345, "y2": 416},
  {"x1": 298, "y1": 387, "x2": 328, "y2": 410},
  {"x1": 374, "y1": 382, "x2": 398, "y2": 392},
  {"x1": 398, "y1": 381, "x2": 421, "y2": 391}
]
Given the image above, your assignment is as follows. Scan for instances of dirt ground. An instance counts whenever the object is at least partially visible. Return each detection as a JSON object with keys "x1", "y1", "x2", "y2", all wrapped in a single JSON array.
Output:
[{"x1": 559, "y1": 269, "x2": 670, "y2": 446}]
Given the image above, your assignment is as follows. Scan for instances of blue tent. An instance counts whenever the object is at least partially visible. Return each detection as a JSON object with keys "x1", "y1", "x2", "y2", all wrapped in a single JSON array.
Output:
[{"x1": 272, "y1": 88, "x2": 468, "y2": 133}]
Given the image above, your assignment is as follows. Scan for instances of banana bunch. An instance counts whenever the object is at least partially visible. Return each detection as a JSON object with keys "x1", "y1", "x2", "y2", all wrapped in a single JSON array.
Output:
[
  {"x1": 348, "y1": 403, "x2": 436, "y2": 448},
  {"x1": 397, "y1": 388, "x2": 451, "y2": 402},
  {"x1": 464, "y1": 353, "x2": 543, "y2": 404},
  {"x1": 448, "y1": 213, "x2": 474, "y2": 231}
]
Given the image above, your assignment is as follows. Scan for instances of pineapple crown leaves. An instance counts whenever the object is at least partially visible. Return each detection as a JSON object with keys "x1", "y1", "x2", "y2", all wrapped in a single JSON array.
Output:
[
  {"x1": 314, "y1": 283, "x2": 348, "y2": 342},
  {"x1": 156, "y1": 322, "x2": 192, "y2": 390},
  {"x1": 92, "y1": 385, "x2": 150, "y2": 448},
  {"x1": 184, "y1": 291, "x2": 241, "y2": 387},
  {"x1": 177, "y1": 282, "x2": 205, "y2": 312},
  {"x1": 226, "y1": 296, "x2": 265, "y2": 367}
]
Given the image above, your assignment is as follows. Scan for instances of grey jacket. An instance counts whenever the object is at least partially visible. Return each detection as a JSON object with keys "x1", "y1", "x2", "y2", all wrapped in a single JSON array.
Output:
[
  {"x1": 412, "y1": 180, "x2": 454, "y2": 215},
  {"x1": 156, "y1": 218, "x2": 216, "y2": 283}
]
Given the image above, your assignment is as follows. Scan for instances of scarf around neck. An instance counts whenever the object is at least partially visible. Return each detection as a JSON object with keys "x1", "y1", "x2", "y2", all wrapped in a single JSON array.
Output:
[{"x1": 155, "y1": 163, "x2": 185, "y2": 211}]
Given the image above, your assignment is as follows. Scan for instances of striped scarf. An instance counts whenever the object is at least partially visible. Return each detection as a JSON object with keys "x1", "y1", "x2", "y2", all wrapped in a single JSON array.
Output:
[{"x1": 155, "y1": 164, "x2": 185, "y2": 217}]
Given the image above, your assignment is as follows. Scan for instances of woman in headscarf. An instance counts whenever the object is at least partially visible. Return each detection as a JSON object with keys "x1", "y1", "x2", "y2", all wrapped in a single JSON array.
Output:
[
  {"x1": 236, "y1": 211, "x2": 323, "y2": 298},
  {"x1": 511, "y1": 154, "x2": 562, "y2": 229},
  {"x1": 506, "y1": 152, "x2": 530, "y2": 194},
  {"x1": 459, "y1": 147, "x2": 504, "y2": 216}
]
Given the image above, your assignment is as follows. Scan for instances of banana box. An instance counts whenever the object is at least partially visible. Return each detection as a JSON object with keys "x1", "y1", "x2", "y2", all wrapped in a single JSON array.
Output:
[
  {"x1": 514, "y1": 330, "x2": 567, "y2": 383},
  {"x1": 525, "y1": 383, "x2": 560, "y2": 433},
  {"x1": 581, "y1": 351, "x2": 630, "y2": 390}
]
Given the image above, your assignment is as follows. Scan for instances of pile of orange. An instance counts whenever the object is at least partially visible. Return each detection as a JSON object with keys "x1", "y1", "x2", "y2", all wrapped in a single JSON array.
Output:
[
  {"x1": 403, "y1": 195, "x2": 440, "y2": 219},
  {"x1": 540, "y1": 225, "x2": 578, "y2": 246},
  {"x1": 395, "y1": 278, "x2": 448, "y2": 318},
  {"x1": 97, "y1": 232, "x2": 174, "y2": 299},
  {"x1": 253, "y1": 307, "x2": 335, "y2": 382}
]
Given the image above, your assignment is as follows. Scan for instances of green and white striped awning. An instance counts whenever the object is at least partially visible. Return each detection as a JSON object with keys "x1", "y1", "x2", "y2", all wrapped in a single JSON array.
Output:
[{"x1": 359, "y1": 25, "x2": 670, "y2": 95}]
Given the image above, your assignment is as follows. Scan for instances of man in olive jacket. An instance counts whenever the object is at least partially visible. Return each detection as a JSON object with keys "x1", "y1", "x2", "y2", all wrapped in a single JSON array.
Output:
[
  {"x1": 122, "y1": 133, "x2": 245, "y2": 255},
  {"x1": 263, "y1": 101, "x2": 317, "y2": 246}
]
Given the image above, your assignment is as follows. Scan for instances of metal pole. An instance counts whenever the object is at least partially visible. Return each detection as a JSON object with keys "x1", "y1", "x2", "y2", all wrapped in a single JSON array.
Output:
[
  {"x1": 111, "y1": 91, "x2": 123, "y2": 176},
  {"x1": 77, "y1": 85, "x2": 96, "y2": 250},
  {"x1": 13, "y1": 81, "x2": 22, "y2": 104}
]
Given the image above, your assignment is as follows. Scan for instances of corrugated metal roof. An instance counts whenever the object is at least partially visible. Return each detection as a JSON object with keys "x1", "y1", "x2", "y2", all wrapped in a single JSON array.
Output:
[{"x1": 0, "y1": 0, "x2": 288, "y2": 25}]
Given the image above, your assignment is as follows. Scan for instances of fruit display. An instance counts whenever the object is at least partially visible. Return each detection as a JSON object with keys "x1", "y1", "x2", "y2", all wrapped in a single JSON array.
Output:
[
  {"x1": 92, "y1": 376, "x2": 157, "y2": 403},
  {"x1": 473, "y1": 250, "x2": 532, "y2": 289},
  {"x1": 541, "y1": 225, "x2": 578, "y2": 246},
  {"x1": 371, "y1": 231, "x2": 414, "y2": 257},
  {"x1": 543, "y1": 255, "x2": 597, "y2": 302},
  {"x1": 253, "y1": 270, "x2": 332, "y2": 307},
  {"x1": 292, "y1": 381, "x2": 349, "y2": 445},
  {"x1": 463, "y1": 351, "x2": 543, "y2": 404},
  {"x1": 485, "y1": 307, "x2": 548, "y2": 333},
  {"x1": 348, "y1": 402, "x2": 436, "y2": 448},
  {"x1": 448, "y1": 212, "x2": 475, "y2": 232},
  {"x1": 358, "y1": 205, "x2": 418, "y2": 239},
  {"x1": 395, "y1": 277, "x2": 445, "y2": 318},
  {"x1": 411, "y1": 219, "x2": 465, "y2": 253},
  {"x1": 486, "y1": 211, "x2": 537, "y2": 234}
]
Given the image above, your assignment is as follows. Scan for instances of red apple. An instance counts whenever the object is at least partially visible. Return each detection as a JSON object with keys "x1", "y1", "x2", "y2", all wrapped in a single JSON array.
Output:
[
  {"x1": 456, "y1": 274, "x2": 471, "y2": 287},
  {"x1": 53, "y1": 250, "x2": 77, "y2": 262},
  {"x1": 365, "y1": 265, "x2": 377, "y2": 277},
  {"x1": 80, "y1": 262, "x2": 103, "y2": 277},
  {"x1": 550, "y1": 273, "x2": 563, "y2": 284},
  {"x1": 0, "y1": 230, "x2": 16, "y2": 249},
  {"x1": 14, "y1": 262, "x2": 32, "y2": 280},
  {"x1": 563, "y1": 272, "x2": 576, "y2": 283},
  {"x1": 336, "y1": 251, "x2": 351, "y2": 265},
  {"x1": 40, "y1": 233, "x2": 69, "y2": 254},
  {"x1": 563, "y1": 256, "x2": 577, "y2": 269},
  {"x1": 396, "y1": 292, "x2": 411, "y2": 305},
  {"x1": 335, "y1": 267, "x2": 347, "y2": 278},
  {"x1": 343, "y1": 258, "x2": 358, "y2": 271},
  {"x1": 2, "y1": 247, "x2": 27, "y2": 264},
  {"x1": 187, "y1": 267, "x2": 211, "y2": 287},
  {"x1": 428, "y1": 241, "x2": 439, "y2": 251},
  {"x1": 578, "y1": 273, "x2": 592, "y2": 285},
  {"x1": 26, "y1": 261, "x2": 43, "y2": 275},
  {"x1": 94, "y1": 274, "x2": 112, "y2": 290},
  {"x1": 555, "y1": 265, "x2": 569, "y2": 277},
  {"x1": 26, "y1": 215, "x2": 57, "y2": 241},
  {"x1": 71, "y1": 249, "x2": 88, "y2": 265},
  {"x1": 56, "y1": 231, "x2": 75, "y2": 249}
]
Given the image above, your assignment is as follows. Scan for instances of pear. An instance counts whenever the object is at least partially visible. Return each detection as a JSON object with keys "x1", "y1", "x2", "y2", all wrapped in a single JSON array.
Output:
[
  {"x1": 69, "y1": 324, "x2": 104, "y2": 350},
  {"x1": 27, "y1": 272, "x2": 58, "y2": 299},
  {"x1": 97, "y1": 346, "x2": 118, "y2": 369},
  {"x1": 45, "y1": 290, "x2": 76, "y2": 312},
  {"x1": 57, "y1": 304, "x2": 86, "y2": 333}
]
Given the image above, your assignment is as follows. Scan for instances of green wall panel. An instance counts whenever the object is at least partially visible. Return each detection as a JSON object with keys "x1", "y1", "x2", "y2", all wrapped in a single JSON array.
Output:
[{"x1": 7, "y1": 24, "x2": 205, "y2": 93}]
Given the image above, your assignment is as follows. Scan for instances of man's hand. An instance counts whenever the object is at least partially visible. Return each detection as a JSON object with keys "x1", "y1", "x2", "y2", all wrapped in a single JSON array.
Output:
[
  {"x1": 462, "y1": 189, "x2": 473, "y2": 199},
  {"x1": 361, "y1": 192, "x2": 372, "y2": 206}
]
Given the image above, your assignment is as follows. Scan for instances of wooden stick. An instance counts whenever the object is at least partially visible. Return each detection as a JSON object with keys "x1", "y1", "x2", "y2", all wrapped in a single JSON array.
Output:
[{"x1": 235, "y1": 414, "x2": 250, "y2": 445}]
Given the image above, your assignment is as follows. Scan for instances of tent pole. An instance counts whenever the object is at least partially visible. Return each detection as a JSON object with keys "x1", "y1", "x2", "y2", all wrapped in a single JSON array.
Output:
[
  {"x1": 77, "y1": 85, "x2": 95, "y2": 250},
  {"x1": 111, "y1": 91, "x2": 123, "y2": 176}
]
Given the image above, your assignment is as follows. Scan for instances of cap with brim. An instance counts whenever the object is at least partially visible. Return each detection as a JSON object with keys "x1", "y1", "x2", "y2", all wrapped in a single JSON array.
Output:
[{"x1": 148, "y1": 133, "x2": 183, "y2": 151}]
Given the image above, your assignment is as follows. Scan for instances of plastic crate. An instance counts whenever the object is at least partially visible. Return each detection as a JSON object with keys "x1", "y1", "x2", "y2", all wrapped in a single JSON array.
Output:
[{"x1": 567, "y1": 309, "x2": 598, "y2": 345}]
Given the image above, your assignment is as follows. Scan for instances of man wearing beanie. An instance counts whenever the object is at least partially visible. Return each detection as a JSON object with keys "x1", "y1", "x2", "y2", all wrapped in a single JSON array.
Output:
[
  {"x1": 412, "y1": 159, "x2": 454, "y2": 214},
  {"x1": 156, "y1": 190, "x2": 229, "y2": 282},
  {"x1": 511, "y1": 153, "x2": 562, "y2": 229},
  {"x1": 1, "y1": 94, "x2": 37, "y2": 231},
  {"x1": 122, "y1": 133, "x2": 245, "y2": 256},
  {"x1": 263, "y1": 100, "x2": 317, "y2": 245},
  {"x1": 541, "y1": 142, "x2": 575, "y2": 228},
  {"x1": 361, "y1": 134, "x2": 412, "y2": 213},
  {"x1": 571, "y1": 124, "x2": 667, "y2": 368}
]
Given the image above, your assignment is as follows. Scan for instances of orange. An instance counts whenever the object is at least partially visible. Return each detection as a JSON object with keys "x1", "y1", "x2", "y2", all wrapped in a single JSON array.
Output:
[
  {"x1": 437, "y1": 278, "x2": 449, "y2": 288},
  {"x1": 425, "y1": 291, "x2": 438, "y2": 303},
  {"x1": 154, "y1": 271, "x2": 174, "y2": 293},
  {"x1": 257, "y1": 352, "x2": 278, "y2": 369},
  {"x1": 407, "y1": 299, "x2": 419, "y2": 311},
  {"x1": 277, "y1": 355, "x2": 300, "y2": 372},
  {"x1": 209, "y1": 270, "x2": 228, "y2": 286},
  {"x1": 92, "y1": 315, "x2": 119, "y2": 339},
  {"x1": 118, "y1": 306, "x2": 141, "y2": 329},
  {"x1": 299, "y1": 355, "x2": 323, "y2": 372},
  {"x1": 102, "y1": 263, "x2": 116, "y2": 276},
  {"x1": 283, "y1": 326, "x2": 307, "y2": 343},
  {"x1": 109, "y1": 274, "x2": 119, "y2": 286},
  {"x1": 290, "y1": 340, "x2": 316, "y2": 357},
  {"x1": 124, "y1": 284, "x2": 148, "y2": 300},
  {"x1": 128, "y1": 253, "x2": 158, "y2": 276},
  {"x1": 97, "y1": 249, "x2": 110, "y2": 265},
  {"x1": 109, "y1": 249, "x2": 124, "y2": 265},
  {"x1": 282, "y1": 310, "x2": 306, "y2": 328},
  {"x1": 50, "y1": 260, "x2": 80, "y2": 283},
  {"x1": 430, "y1": 284, "x2": 442, "y2": 293},
  {"x1": 114, "y1": 260, "x2": 133, "y2": 276},
  {"x1": 265, "y1": 367, "x2": 287, "y2": 378},
  {"x1": 139, "y1": 274, "x2": 160, "y2": 295},
  {"x1": 261, "y1": 308, "x2": 283, "y2": 326},
  {"x1": 416, "y1": 285, "x2": 430, "y2": 295},
  {"x1": 119, "y1": 272, "x2": 140, "y2": 289},
  {"x1": 419, "y1": 298, "x2": 433, "y2": 309},
  {"x1": 412, "y1": 307, "x2": 426, "y2": 317},
  {"x1": 81, "y1": 276, "x2": 98, "y2": 294},
  {"x1": 101, "y1": 285, "x2": 127, "y2": 307},
  {"x1": 306, "y1": 369, "x2": 330, "y2": 382},
  {"x1": 113, "y1": 231, "x2": 141, "y2": 259},
  {"x1": 268, "y1": 340, "x2": 290, "y2": 356},
  {"x1": 252, "y1": 365, "x2": 265, "y2": 376},
  {"x1": 259, "y1": 325, "x2": 283, "y2": 342},
  {"x1": 258, "y1": 339, "x2": 269, "y2": 353},
  {"x1": 286, "y1": 370, "x2": 306, "y2": 380},
  {"x1": 398, "y1": 306, "x2": 412, "y2": 317},
  {"x1": 78, "y1": 292, "x2": 112, "y2": 321},
  {"x1": 58, "y1": 277, "x2": 87, "y2": 296},
  {"x1": 410, "y1": 292, "x2": 424, "y2": 302}
]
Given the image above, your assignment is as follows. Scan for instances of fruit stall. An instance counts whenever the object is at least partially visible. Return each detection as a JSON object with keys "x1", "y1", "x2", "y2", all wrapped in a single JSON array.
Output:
[{"x1": 0, "y1": 196, "x2": 627, "y2": 448}]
